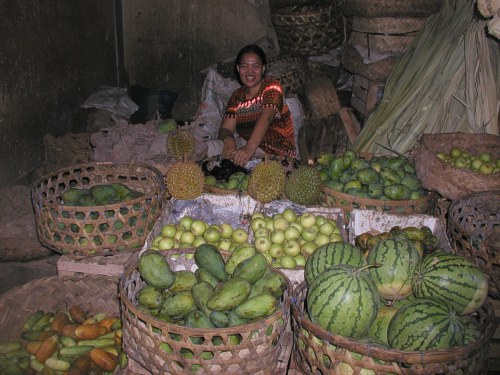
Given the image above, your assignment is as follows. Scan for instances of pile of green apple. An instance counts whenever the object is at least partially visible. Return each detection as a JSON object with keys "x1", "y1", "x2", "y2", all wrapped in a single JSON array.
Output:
[
  {"x1": 436, "y1": 148, "x2": 499, "y2": 175},
  {"x1": 150, "y1": 216, "x2": 250, "y2": 252},
  {"x1": 250, "y1": 209, "x2": 342, "y2": 269},
  {"x1": 204, "y1": 172, "x2": 249, "y2": 190}
]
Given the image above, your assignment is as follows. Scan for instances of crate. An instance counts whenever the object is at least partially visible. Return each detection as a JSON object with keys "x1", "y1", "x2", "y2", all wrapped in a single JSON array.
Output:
[
  {"x1": 56, "y1": 252, "x2": 133, "y2": 277},
  {"x1": 350, "y1": 74, "x2": 385, "y2": 120}
]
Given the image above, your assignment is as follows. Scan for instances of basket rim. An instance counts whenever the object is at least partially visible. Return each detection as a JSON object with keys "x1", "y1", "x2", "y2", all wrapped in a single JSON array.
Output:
[
  {"x1": 119, "y1": 248, "x2": 293, "y2": 335},
  {"x1": 291, "y1": 280, "x2": 497, "y2": 364}
]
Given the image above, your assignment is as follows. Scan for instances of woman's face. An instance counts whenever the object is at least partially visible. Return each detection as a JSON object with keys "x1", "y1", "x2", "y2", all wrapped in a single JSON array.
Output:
[{"x1": 237, "y1": 52, "x2": 265, "y2": 91}]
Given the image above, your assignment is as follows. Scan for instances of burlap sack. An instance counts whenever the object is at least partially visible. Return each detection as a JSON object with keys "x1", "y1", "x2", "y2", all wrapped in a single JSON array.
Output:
[{"x1": 412, "y1": 132, "x2": 500, "y2": 201}]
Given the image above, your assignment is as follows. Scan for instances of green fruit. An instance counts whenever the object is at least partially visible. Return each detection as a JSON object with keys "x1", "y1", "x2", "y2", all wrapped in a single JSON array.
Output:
[
  {"x1": 136, "y1": 285, "x2": 165, "y2": 309},
  {"x1": 383, "y1": 184, "x2": 412, "y2": 200},
  {"x1": 328, "y1": 157, "x2": 345, "y2": 179},
  {"x1": 412, "y1": 252, "x2": 488, "y2": 315},
  {"x1": 138, "y1": 250, "x2": 175, "y2": 289},
  {"x1": 206, "y1": 277, "x2": 252, "y2": 312},
  {"x1": 225, "y1": 244, "x2": 256, "y2": 275},
  {"x1": 185, "y1": 310, "x2": 214, "y2": 329},
  {"x1": 159, "y1": 118, "x2": 178, "y2": 134},
  {"x1": 387, "y1": 297, "x2": 466, "y2": 351},
  {"x1": 479, "y1": 152, "x2": 491, "y2": 162},
  {"x1": 191, "y1": 281, "x2": 215, "y2": 317},
  {"x1": 233, "y1": 253, "x2": 268, "y2": 284},
  {"x1": 160, "y1": 291, "x2": 196, "y2": 318},
  {"x1": 169, "y1": 270, "x2": 197, "y2": 293},
  {"x1": 195, "y1": 267, "x2": 219, "y2": 288},
  {"x1": 450, "y1": 147, "x2": 462, "y2": 158},
  {"x1": 250, "y1": 271, "x2": 287, "y2": 298},
  {"x1": 194, "y1": 243, "x2": 228, "y2": 282},
  {"x1": 304, "y1": 242, "x2": 366, "y2": 286},
  {"x1": 356, "y1": 168, "x2": 379, "y2": 184},
  {"x1": 89, "y1": 184, "x2": 118, "y2": 205},
  {"x1": 365, "y1": 306, "x2": 399, "y2": 344},
  {"x1": 204, "y1": 175, "x2": 217, "y2": 187},
  {"x1": 209, "y1": 311, "x2": 230, "y2": 328},
  {"x1": 307, "y1": 264, "x2": 379, "y2": 338},
  {"x1": 62, "y1": 188, "x2": 90, "y2": 205},
  {"x1": 234, "y1": 293, "x2": 277, "y2": 319}
]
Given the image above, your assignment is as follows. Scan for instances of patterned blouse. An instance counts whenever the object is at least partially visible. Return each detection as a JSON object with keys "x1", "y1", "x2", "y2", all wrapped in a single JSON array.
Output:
[{"x1": 224, "y1": 77, "x2": 296, "y2": 157}]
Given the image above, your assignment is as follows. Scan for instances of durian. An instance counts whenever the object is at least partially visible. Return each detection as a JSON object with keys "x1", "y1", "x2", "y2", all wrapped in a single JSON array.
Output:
[
  {"x1": 167, "y1": 130, "x2": 196, "y2": 161},
  {"x1": 247, "y1": 160, "x2": 285, "y2": 203},
  {"x1": 166, "y1": 161, "x2": 204, "y2": 200},
  {"x1": 285, "y1": 166, "x2": 322, "y2": 205}
]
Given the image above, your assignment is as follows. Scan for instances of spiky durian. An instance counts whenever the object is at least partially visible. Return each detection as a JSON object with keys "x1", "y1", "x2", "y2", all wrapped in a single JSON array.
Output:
[
  {"x1": 285, "y1": 166, "x2": 322, "y2": 205},
  {"x1": 165, "y1": 161, "x2": 204, "y2": 200},
  {"x1": 247, "y1": 160, "x2": 285, "y2": 203},
  {"x1": 167, "y1": 130, "x2": 196, "y2": 161}
]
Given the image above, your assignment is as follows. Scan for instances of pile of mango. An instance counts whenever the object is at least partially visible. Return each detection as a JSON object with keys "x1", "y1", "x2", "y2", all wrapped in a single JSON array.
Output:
[
  {"x1": 62, "y1": 183, "x2": 143, "y2": 206},
  {"x1": 316, "y1": 151, "x2": 426, "y2": 200},
  {"x1": 355, "y1": 225, "x2": 440, "y2": 258},
  {"x1": 0, "y1": 305, "x2": 125, "y2": 374},
  {"x1": 136, "y1": 244, "x2": 287, "y2": 333}
]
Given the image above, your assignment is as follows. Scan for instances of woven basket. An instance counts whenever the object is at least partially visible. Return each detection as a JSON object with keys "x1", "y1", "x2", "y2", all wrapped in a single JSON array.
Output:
[
  {"x1": 271, "y1": 2, "x2": 343, "y2": 56},
  {"x1": 412, "y1": 132, "x2": 500, "y2": 201},
  {"x1": 344, "y1": 0, "x2": 444, "y2": 17},
  {"x1": 291, "y1": 281, "x2": 497, "y2": 374},
  {"x1": 0, "y1": 275, "x2": 120, "y2": 341},
  {"x1": 342, "y1": 45, "x2": 396, "y2": 82},
  {"x1": 32, "y1": 162, "x2": 165, "y2": 259},
  {"x1": 119, "y1": 248, "x2": 293, "y2": 375},
  {"x1": 267, "y1": 56, "x2": 307, "y2": 97},
  {"x1": 447, "y1": 190, "x2": 500, "y2": 299}
]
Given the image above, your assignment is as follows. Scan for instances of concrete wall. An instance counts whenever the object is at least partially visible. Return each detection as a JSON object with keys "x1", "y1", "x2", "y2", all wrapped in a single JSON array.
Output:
[
  {"x1": 0, "y1": 0, "x2": 118, "y2": 185},
  {"x1": 122, "y1": 0, "x2": 277, "y2": 120}
]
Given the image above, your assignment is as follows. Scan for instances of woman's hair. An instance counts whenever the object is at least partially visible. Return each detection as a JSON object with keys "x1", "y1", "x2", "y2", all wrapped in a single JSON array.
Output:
[{"x1": 235, "y1": 44, "x2": 267, "y2": 66}]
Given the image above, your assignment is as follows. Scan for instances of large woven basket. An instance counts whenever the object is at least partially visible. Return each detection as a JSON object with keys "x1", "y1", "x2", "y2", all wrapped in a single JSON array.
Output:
[
  {"x1": 32, "y1": 162, "x2": 165, "y2": 258},
  {"x1": 267, "y1": 55, "x2": 307, "y2": 97},
  {"x1": 271, "y1": 1, "x2": 343, "y2": 56},
  {"x1": 344, "y1": 0, "x2": 444, "y2": 17},
  {"x1": 291, "y1": 281, "x2": 497, "y2": 374},
  {"x1": 447, "y1": 190, "x2": 500, "y2": 299},
  {"x1": 412, "y1": 132, "x2": 500, "y2": 201},
  {"x1": 119, "y1": 249, "x2": 293, "y2": 375},
  {"x1": 342, "y1": 45, "x2": 396, "y2": 82}
]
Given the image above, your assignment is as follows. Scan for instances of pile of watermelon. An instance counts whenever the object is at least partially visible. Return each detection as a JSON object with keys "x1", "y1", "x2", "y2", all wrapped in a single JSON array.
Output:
[{"x1": 304, "y1": 239, "x2": 489, "y2": 352}]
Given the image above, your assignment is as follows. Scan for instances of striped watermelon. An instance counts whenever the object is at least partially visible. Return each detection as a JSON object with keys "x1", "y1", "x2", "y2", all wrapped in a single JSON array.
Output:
[
  {"x1": 304, "y1": 242, "x2": 366, "y2": 285},
  {"x1": 307, "y1": 264, "x2": 379, "y2": 338},
  {"x1": 365, "y1": 305, "x2": 399, "y2": 344},
  {"x1": 366, "y1": 238, "x2": 420, "y2": 300},
  {"x1": 412, "y1": 252, "x2": 488, "y2": 314},
  {"x1": 387, "y1": 297, "x2": 466, "y2": 351}
]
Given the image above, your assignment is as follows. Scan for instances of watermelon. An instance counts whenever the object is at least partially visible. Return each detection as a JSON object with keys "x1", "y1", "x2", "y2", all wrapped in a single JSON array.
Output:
[
  {"x1": 365, "y1": 305, "x2": 399, "y2": 344},
  {"x1": 304, "y1": 242, "x2": 366, "y2": 285},
  {"x1": 412, "y1": 252, "x2": 488, "y2": 315},
  {"x1": 387, "y1": 297, "x2": 466, "y2": 351},
  {"x1": 307, "y1": 264, "x2": 379, "y2": 338},
  {"x1": 366, "y1": 238, "x2": 420, "y2": 300},
  {"x1": 462, "y1": 315, "x2": 482, "y2": 345}
]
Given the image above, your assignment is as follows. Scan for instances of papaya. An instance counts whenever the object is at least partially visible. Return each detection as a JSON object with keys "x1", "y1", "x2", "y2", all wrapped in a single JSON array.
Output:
[
  {"x1": 75, "y1": 194, "x2": 97, "y2": 207},
  {"x1": 169, "y1": 270, "x2": 197, "y2": 293},
  {"x1": 109, "y1": 183, "x2": 131, "y2": 199},
  {"x1": 234, "y1": 293, "x2": 277, "y2": 319},
  {"x1": 138, "y1": 251, "x2": 175, "y2": 289},
  {"x1": 160, "y1": 291, "x2": 196, "y2": 318},
  {"x1": 89, "y1": 185, "x2": 118, "y2": 205},
  {"x1": 62, "y1": 189, "x2": 90, "y2": 205},
  {"x1": 194, "y1": 244, "x2": 228, "y2": 282},
  {"x1": 206, "y1": 277, "x2": 252, "y2": 312},
  {"x1": 232, "y1": 253, "x2": 268, "y2": 284}
]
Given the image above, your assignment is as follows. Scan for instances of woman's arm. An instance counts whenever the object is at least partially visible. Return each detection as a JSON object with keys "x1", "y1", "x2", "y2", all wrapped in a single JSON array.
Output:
[
  {"x1": 233, "y1": 106, "x2": 277, "y2": 166},
  {"x1": 218, "y1": 117, "x2": 238, "y2": 157}
]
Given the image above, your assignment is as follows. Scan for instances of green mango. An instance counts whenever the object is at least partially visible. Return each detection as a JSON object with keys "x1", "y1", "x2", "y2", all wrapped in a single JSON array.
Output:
[{"x1": 138, "y1": 250, "x2": 175, "y2": 289}]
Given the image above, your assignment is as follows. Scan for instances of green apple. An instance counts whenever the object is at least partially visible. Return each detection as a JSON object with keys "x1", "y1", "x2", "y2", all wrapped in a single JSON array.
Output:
[
  {"x1": 218, "y1": 238, "x2": 232, "y2": 251},
  {"x1": 180, "y1": 231, "x2": 195, "y2": 245},
  {"x1": 192, "y1": 236, "x2": 206, "y2": 247},
  {"x1": 300, "y1": 241, "x2": 317, "y2": 257},
  {"x1": 152, "y1": 235, "x2": 163, "y2": 247},
  {"x1": 270, "y1": 229, "x2": 286, "y2": 244},
  {"x1": 190, "y1": 220, "x2": 207, "y2": 237},
  {"x1": 280, "y1": 255, "x2": 297, "y2": 269},
  {"x1": 300, "y1": 212, "x2": 317, "y2": 228},
  {"x1": 262, "y1": 252, "x2": 273, "y2": 265},
  {"x1": 265, "y1": 219, "x2": 274, "y2": 231},
  {"x1": 295, "y1": 254, "x2": 306, "y2": 267},
  {"x1": 174, "y1": 230, "x2": 183, "y2": 241},
  {"x1": 158, "y1": 237, "x2": 175, "y2": 250},
  {"x1": 161, "y1": 224, "x2": 177, "y2": 238},
  {"x1": 290, "y1": 221, "x2": 303, "y2": 233},
  {"x1": 250, "y1": 217, "x2": 267, "y2": 232},
  {"x1": 204, "y1": 175, "x2": 217, "y2": 186},
  {"x1": 479, "y1": 152, "x2": 491, "y2": 162},
  {"x1": 251, "y1": 212, "x2": 265, "y2": 220},
  {"x1": 232, "y1": 228, "x2": 249, "y2": 244},
  {"x1": 281, "y1": 208, "x2": 297, "y2": 223},
  {"x1": 273, "y1": 216, "x2": 289, "y2": 231},
  {"x1": 179, "y1": 216, "x2": 194, "y2": 231},
  {"x1": 319, "y1": 221, "x2": 336, "y2": 236},
  {"x1": 315, "y1": 215, "x2": 326, "y2": 227},
  {"x1": 269, "y1": 243, "x2": 284, "y2": 258},
  {"x1": 330, "y1": 233, "x2": 343, "y2": 243},
  {"x1": 219, "y1": 223, "x2": 234, "y2": 239},
  {"x1": 301, "y1": 227, "x2": 319, "y2": 242},
  {"x1": 471, "y1": 158, "x2": 483, "y2": 170},
  {"x1": 254, "y1": 236, "x2": 272, "y2": 253},
  {"x1": 314, "y1": 233, "x2": 331, "y2": 247},
  {"x1": 204, "y1": 227, "x2": 221, "y2": 243},
  {"x1": 284, "y1": 226, "x2": 301, "y2": 240},
  {"x1": 283, "y1": 239, "x2": 301, "y2": 257},
  {"x1": 479, "y1": 162, "x2": 494, "y2": 174},
  {"x1": 254, "y1": 227, "x2": 270, "y2": 238}
]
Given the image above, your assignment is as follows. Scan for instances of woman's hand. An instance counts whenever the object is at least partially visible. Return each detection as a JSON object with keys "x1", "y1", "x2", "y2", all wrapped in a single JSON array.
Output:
[
  {"x1": 222, "y1": 137, "x2": 237, "y2": 158},
  {"x1": 233, "y1": 144, "x2": 256, "y2": 167}
]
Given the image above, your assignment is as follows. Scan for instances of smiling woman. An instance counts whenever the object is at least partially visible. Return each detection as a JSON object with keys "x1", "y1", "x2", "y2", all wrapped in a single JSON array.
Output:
[{"x1": 217, "y1": 44, "x2": 296, "y2": 166}]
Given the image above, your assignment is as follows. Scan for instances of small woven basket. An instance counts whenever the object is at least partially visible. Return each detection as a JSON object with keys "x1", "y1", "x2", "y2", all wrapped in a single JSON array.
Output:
[
  {"x1": 267, "y1": 56, "x2": 307, "y2": 97},
  {"x1": 32, "y1": 162, "x2": 165, "y2": 259},
  {"x1": 343, "y1": 0, "x2": 444, "y2": 17},
  {"x1": 271, "y1": 1, "x2": 343, "y2": 56},
  {"x1": 119, "y1": 248, "x2": 293, "y2": 375},
  {"x1": 447, "y1": 190, "x2": 500, "y2": 299},
  {"x1": 0, "y1": 275, "x2": 120, "y2": 342},
  {"x1": 291, "y1": 281, "x2": 497, "y2": 374}
]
